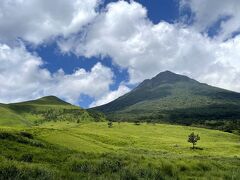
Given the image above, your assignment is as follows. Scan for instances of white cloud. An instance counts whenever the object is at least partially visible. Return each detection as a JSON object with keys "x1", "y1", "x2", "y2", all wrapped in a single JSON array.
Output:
[
  {"x1": 48, "y1": 62, "x2": 114, "y2": 104},
  {"x1": 180, "y1": 0, "x2": 240, "y2": 40},
  {"x1": 59, "y1": 0, "x2": 240, "y2": 93},
  {"x1": 0, "y1": 43, "x2": 114, "y2": 105},
  {"x1": 90, "y1": 84, "x2": 131, "y2": 107},
  {"x1": 0, "y1": 44, "x2": 51, "y2": 102},
  {"x1": 1, "y1": 0, "x2": 240, "y2": 107},
  {"x1": 0, "y1": 0, "x2": 100, "y2": 45},
  {"x1": 0, "y1": 0, "x2": 133, "y2": 106}
]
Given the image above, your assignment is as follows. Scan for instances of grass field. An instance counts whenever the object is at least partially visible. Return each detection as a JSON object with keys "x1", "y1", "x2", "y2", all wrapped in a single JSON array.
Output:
[{"x1": 0, "y1": 121, "x2": 239, "y2": 179}]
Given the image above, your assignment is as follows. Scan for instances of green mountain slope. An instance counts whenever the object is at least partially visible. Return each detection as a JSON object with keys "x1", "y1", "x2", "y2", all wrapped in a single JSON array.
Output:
[
  {"x1": 94, "y1": 71, "x2": 240, "y2": 132},
  {"x1": 13, "y1": 95, "x2": 71, "y2": 105},
  {"x1": 0, "y1": 96, "x2": 104, "y2": 127},
  {"x1": 0, "y1": 105, "x2": 31, "y2": 127}
]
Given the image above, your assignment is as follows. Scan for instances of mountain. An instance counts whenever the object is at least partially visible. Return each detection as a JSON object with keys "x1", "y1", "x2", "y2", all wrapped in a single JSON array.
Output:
[
  {"x1": 15, "y1": 95, "x2": 71, "y2": 105},
  {"x1": 0, "y1": 96, "x2": 105, "y2": 127},
  {"x1": 94, "y1": 71, "x2": 240, "y2": 132}
]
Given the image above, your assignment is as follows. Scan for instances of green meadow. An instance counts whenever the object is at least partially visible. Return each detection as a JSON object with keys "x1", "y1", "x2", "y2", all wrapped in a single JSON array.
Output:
[{"x1": 0, "y1": 121, "x2": 239, "y2": 179}]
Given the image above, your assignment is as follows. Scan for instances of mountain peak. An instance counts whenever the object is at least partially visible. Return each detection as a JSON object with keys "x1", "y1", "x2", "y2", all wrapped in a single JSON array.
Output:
[
  {"x1": 8, "y1": 95, "x2": 71, "y2": 106},
  {"x1": 158, "y1": 70, "x2": 175, "y2": 75},
  {"x1": 138, "y1": 71, "x2": 195, "y2": 89},
  {"x1": 153, "y1": 70, "x2": 191, "y2": 82},
  {"x1": 37, "y1": 96, "x2": 70, "y2": 105},
  {"x1": 39, "y1": 95, "x2": 61, "y2": 101}
]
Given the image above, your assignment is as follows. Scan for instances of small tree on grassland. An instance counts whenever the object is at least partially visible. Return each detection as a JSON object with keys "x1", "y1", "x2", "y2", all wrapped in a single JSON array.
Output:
[
  {"x1": 188, "y1": 132, "x2": 200, "y2": 149},
  {"x1": 134, "y1": 120, "x2": 140, "y2": 125},
  {"x1": 108, "y1": 121, "x2": 113, "y2": 128}
]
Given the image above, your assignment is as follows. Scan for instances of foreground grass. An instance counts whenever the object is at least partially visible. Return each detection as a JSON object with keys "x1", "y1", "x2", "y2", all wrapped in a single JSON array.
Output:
[{"x1": 0, "y1": 122, "x2": 239, "y2": 179}]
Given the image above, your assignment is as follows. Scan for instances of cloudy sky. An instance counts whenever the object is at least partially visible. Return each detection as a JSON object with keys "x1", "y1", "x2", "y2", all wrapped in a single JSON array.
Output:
[{"x1": 0, "y1": 0, "x2": 240, "y2": 107}]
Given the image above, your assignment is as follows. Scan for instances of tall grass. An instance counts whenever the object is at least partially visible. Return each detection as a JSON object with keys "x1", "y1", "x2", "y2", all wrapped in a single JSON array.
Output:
[{"x1": 0, "y1": 123, "x2": 239, "y2": 179}]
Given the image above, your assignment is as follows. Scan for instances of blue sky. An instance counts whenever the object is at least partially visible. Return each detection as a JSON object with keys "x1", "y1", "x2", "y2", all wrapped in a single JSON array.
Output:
[
  {"x1": 104, "y1": 0, "x2": 180, "y2": 23},
  {"x1": 33, "y1": 0, "x2": 181, "y2": 107},
  {"x1": 0, "y1": 0, "x2": 240, "y2": 108}
]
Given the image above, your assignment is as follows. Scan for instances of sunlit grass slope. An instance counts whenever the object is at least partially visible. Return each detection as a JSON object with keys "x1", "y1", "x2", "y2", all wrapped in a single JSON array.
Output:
[
  {"x1": 0, "y1": 96, "x2": 104, "y2": 127},
  {"x1": 1, "y1": 122, "x2": 239, "y2": 179},
  {"x1": 40, "y1": 122, "x2": 240, "y2": 157},
  {"x1": 0, "y1": 105, "x2": 31, "y2": 127}
]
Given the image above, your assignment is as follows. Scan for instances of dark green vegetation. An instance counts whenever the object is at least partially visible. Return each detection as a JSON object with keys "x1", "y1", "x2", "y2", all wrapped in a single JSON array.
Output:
[
  {"x1": 0, "y1": 96, "x2": 105, "y2": 127},
  {"x1": 0, "y1": 123, "x2": 239, "y2": 179},
  {"x1": 94, "y1": 71, "x2": 240, "y2": 133}
]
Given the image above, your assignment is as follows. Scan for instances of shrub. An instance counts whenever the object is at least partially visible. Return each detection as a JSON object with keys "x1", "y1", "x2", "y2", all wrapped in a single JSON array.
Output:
[
  {"x1": 19, "y1": 166, "x2": 54, "y2": 180},
  {"x1": 0, "y1": 132, "x2": 14, "y2": 140},
  {"x1": 0, "y1": 163, "x2": 18, "y2": 179},
  {"x1": 108, "y1": 121, "x2": 113, "y2": 128},
  {"x1": 134, "y1": 120, "x2": 141, "y2": 125},
  {"x1": 177, "y1": 162, "x2": 189, "y2": 172},
  {"x1": 120, "y1": 169, "x2": 138, "y2": 180},
  {"x1": 95, "y1": 159, "x2": 123, "y2": 174},
  {"x1": 161, "y1": 162, "x2": 176, "y2": 177},
  {"x1": 0, "y1": 163, "x2": 53, "y2": 180},
  {"x1": 70, "y1": 160, "x2": 93, "y2": 173},
  {"x1": 20, "y1": 131, "x2": 34, "y2": 139},
  {"x1": 20, "y1": 154, "x2": 33, "y2": 162},
  {"x1": 195, "y1": 162, "x2": 211, "y2": 171}
]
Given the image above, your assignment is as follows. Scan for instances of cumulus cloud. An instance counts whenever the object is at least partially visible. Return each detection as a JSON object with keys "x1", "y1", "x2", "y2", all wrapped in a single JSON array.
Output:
[
  {"x1": 0, "y1": 0, "x2": 100, "y2": 44},
  {"x1": 90, "y1": 84, "x2": 131, "y2": 107},
  {"x1": 0, "y1": 43, "x2": 114, "y2": 105},
  {"x1": 180, "y1": 0, "x2": 240, "y2": 40},
  {"x1": 1, "y1": 0, "x2": 240, "y2": 106},
  {"x1": 59, "y1": 0, "x2": 240, "y2": 92},
  {"x1": 0, "y1": 0, "x2": 133, "y2": 107}
]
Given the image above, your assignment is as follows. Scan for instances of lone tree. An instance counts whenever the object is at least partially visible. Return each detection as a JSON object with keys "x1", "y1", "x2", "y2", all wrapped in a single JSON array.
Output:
[
  {"x1": 188, "y1": 132, "x2": 200, "y2": 149},
  {"x1": 108, "y1": 121, "x2": 113, "y2": 128}
]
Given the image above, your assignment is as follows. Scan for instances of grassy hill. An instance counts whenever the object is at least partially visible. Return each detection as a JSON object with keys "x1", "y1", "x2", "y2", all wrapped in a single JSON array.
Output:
[
  {"x1": 94, "y1": 71, "x2": 240, "y2": 133},
  {"x1": 0, "y1": 78, "x2": 239, "y2": 179},
  {"x1": 0, "y1": 122, "x2": 239, "y2": 179},
  {"x1": 0, "y1": 94, "x2": 239, "y2": 179},
  {"x1": 0, "y1": 105, "x2": 31, "y2": 127},
  {"x1": 0, "y1": 96, "x2": 105, "y2": 127}
]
